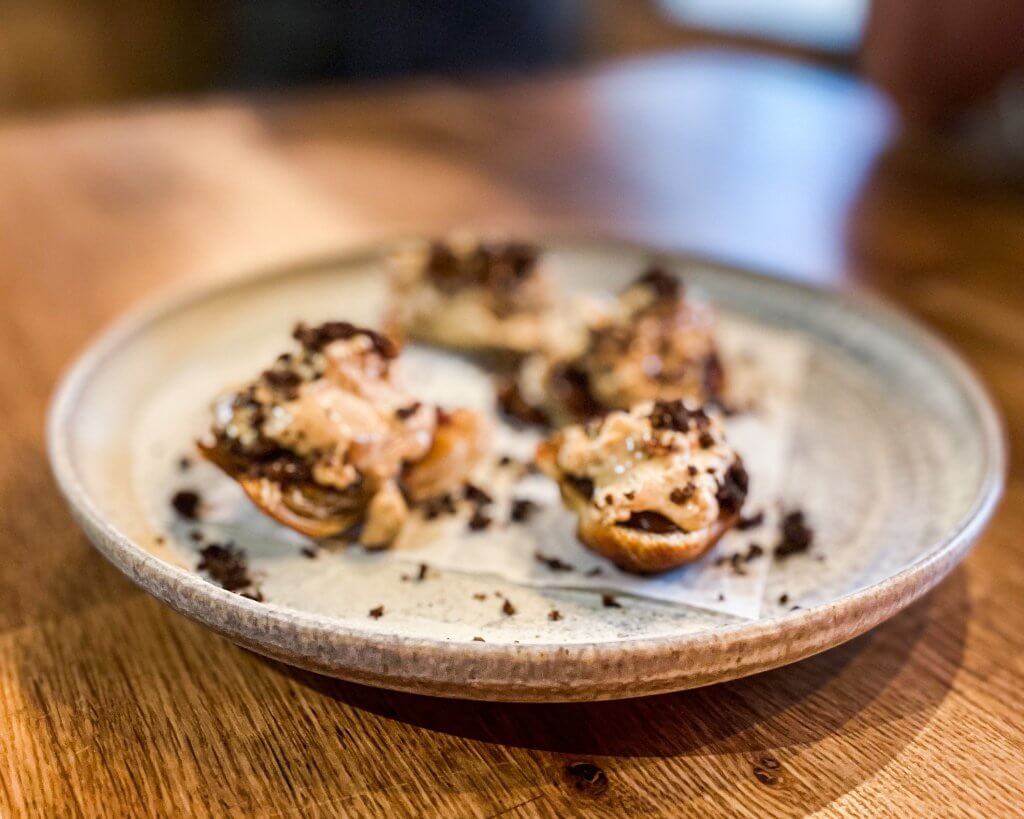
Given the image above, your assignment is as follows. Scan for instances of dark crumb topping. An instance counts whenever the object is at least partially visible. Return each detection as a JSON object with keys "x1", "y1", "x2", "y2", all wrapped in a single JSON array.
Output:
[
  {"x1": 261, "y1": 367, "x2": 302, "y2": 400},
  {"x1": 716, "y1": 460, "x2": 749, "y2": 516},
  {"x1": 511, "y1": 498, "x2": 539, "y2": 522},
  {"x1": 779, "y1": 593, "x2": 789, "y2": 605},
  {"x1": 564, "y1": 473, "x2": 595, "y2": 501},
  {"x1": 498, "y1": 455, "x2": 514, "y2": 467},
  {"x1": 369, "y1": 605, "x2": 384, "y2": 619},
  {"x1": 548, "y1": 609, "x2": 563, "y2": 621},
  {"x1": 565, "y1": 761, "x2": 609, "y2": 795},
  {"x1": 416, "y1": 562, "x2": 428, "y2": 581},
  {"x1": 197, "y1": 542, "x2": 255, "y2": 593},
  {"x1": 292, "y1": 321, "x2": 397, "y2": 359},
  {"x1": 669, "y1": 483, "x2": 695, "y2": 505},
  {"x1": 395, "y1": 401, "x2": 422, "y2": 420},
  {"x1": 631, "y1": 265, "x2": 681, "y2": 301},
  {"x1": 468, "y1": 509, "x2": 492, "y2": 531},
  {"x1": 736, "y1": 510, "x2": 765, "y2": 531},
  {"x1": 171, "y1": 490, "x2": 202, "y2": 520},
  {"x1": 774, "y1": 510, "x2": 814, "y2": 558},
  {"x1": 501, "y1": 598, "x2": 517, "y2": 616},
  {"x1": 618, "y1": 510, "x2": 682, "y2": 535},
  {"x1": 534, "y1": 551, "x2": 573, "y2": 572},
  {"x1": 425, "y1": 240, "x2": 539, "y2": 296},
  {"x1": 601, "y1": 594, "x2": 622, "y2": 608},
  {"x1": 463, "y1": 483, "x2": 493, "y2": 506},
  {"x1": 419, "y1": 493, "x2": 456, "y2": 520},
  {"x1": 189, "y1": 530, "x2": 204, "y2": 542},
  {"x1": 698, "y1": 430, "x2": 716, "y2": 449},
  {"x1": 648, "y1": 399, "x2": 708, "y2": 433}
]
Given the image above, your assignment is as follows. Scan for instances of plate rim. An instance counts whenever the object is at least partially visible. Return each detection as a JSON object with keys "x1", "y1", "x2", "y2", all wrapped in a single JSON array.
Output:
[{"x1": 46, "y1": 236, "x2": 1007, "y2": 701}]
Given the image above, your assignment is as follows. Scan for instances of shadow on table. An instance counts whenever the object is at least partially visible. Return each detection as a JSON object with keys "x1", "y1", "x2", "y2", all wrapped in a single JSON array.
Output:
[{"x1": 275, "y1": 566, "x2": 967, "y2": 761}]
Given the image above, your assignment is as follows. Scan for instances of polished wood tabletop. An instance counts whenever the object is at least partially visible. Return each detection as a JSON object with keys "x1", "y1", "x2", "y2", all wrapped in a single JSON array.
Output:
[{"x1": 1, "y1": 51, "x2": 1021, "y2": 817}]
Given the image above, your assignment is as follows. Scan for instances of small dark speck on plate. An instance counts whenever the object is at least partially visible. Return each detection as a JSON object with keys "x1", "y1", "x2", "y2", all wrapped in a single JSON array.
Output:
[
  {"x1": 778, "y1": 593, "x2": 789, "y2": 605},
  {"x1": 473, "y1": 636, "x2": 485, "y2": 642},
  {"x1": 301, "y1": 546, "x2": 318, "y2": 559},
  {"x1": 369, "y1": 605, "x2": 384, "y2": 619},
  {"x1": 177, "y1": 456, "x2": 192, "y2": 472},
  {"x1": 601, "y1": 594, "x2": 622, "y2": 608},
  {"x1": 548, "y1": 609, "x2": 562, "y2": 621},
  {"x1": 502, "y1": 598, "x2": 517, "y2": 616},
  {"x1": 171, "y1": 489, "x2": 201, "y2": 520},
  {"x1": 473, "y1": 592, "x2": 487, "y2": 601}
]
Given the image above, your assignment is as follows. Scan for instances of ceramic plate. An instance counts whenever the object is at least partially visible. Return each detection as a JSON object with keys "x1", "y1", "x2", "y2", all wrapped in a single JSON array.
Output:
[{"x1": 47, "y1": 238, "x2": 1005, "y2": 702}]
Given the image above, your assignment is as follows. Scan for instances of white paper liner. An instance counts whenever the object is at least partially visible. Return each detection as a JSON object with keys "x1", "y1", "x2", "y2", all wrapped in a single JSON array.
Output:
[{"x1": 134, "y1": 317, "x2": 807, "y2": 620}]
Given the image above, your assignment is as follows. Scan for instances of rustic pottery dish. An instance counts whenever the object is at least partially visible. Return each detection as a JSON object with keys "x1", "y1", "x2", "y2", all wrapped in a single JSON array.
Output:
[{"x1": 47, "y1": 238, "x2": 1005, "y2": 702}]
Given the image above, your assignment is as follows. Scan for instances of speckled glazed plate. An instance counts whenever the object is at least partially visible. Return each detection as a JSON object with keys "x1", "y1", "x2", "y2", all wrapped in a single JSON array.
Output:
[{"x1": 47, "y1": 238, "x2": 1005, "y2": 702}]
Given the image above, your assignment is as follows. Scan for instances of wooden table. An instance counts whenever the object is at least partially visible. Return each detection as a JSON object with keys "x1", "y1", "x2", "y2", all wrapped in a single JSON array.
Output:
[{"x1": 2, "y1": 51, "x2": 1022, "y2": 817}]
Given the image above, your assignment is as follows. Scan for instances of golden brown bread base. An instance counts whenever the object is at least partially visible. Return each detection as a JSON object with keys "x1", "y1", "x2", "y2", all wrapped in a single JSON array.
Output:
[{"x1": 538, "y1": 438, "x2": 737, "y2": 574}]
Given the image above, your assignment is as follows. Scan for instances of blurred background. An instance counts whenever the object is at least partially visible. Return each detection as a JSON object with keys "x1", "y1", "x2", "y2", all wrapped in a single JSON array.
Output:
[{"x1": 2, "y1": 0, "x2": 1022, "y2": 155}]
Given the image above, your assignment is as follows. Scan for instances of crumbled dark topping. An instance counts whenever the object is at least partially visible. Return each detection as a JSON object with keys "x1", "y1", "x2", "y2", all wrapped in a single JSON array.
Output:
[
  {"x1": 618, "y1": 510, "x2": 682, "y2": 534},
  {"x1": 534, "y1": 551, "x2": 573, "y2": 572},
  {"x1": 171, "y1": 490, "x2": 201, "y2": 520},
  {"x1": 630, "y1": 265, "x2": 681, "y2": 302},
  {"x1": 425, "y1": 240, "x2": 540, "y2": 301},
  {"x1": 716, "y1": 460, "x2": 749, "y2": 516},
  {"x1": 746, "y1": 543, "x2": 764, "y2": 561},
  {"x1": 648, "y1": 399, "x2": 707, "y2": 433},
  {"x1": 564, "y1": 473, "x2": 595, "y2": 501},
  {"x1": 774, "y1": 510, "x2": 814, "y2": 558},
  {"x1": 565, "y1": 761, "x2": 609, "y2": 795},
  {"x1": 498, "y1": 455, "x2": 514, "y2": 467},
  {"x1": 698, "y1": 430, "x2": 716, "y2": 449},
  {"x1": 292, "y1": 321, "x2": 397, "y2": 358},
  {"x1": 601, "y1": 594, "x2": 622, "y2": 608},
  {"x1": 419, "y1": 493, "x2": 456, "y2": 520},
  {"x1": 197, "y1": 542, "x2": 255, "y2": 593},
  {"x1": 468, "y1": 509, "x2": 492, "y2": 531},
  {"x1": 736, "y1": 510, "x2": 765, "y2": 531},
  {"x1": 670, "y1": 484, "x2": 695, "y2": 505},
  {"x1": 463, "y1": 483, "x2": 493, "y2": 506},
  {"x1": 511, "y1": 498, "x2": 539, "y2": 522},
  {"x1": 501, "y1": 598, "x2": 517, "y2": 616},
  {"x1": 369, "y1": 605, "x2": 384, "y2": 619},
  {"x1": 395, "y1": 401, "x2": 422, "y2": 420},
  {"x1": 189, "y1": 530, "x2": 204, "y2": 542},
  {"x1": 548, "y1": 609, "x2": 563, "y2": 621},
  {"x1": 261, "y1": 367, "x2": 303, "y2": 400},
  {"x1": 687, "y1": 464, "x2": 698, "y2": 477},
  {"x1": 778, "y1": 593, "x2": 789, "y2": 605}
]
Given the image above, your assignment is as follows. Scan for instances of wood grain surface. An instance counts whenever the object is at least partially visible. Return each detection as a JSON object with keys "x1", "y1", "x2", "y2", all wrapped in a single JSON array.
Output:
[{"x1": 1, "y1": 51, "x2": 1022, "y2": 817}]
